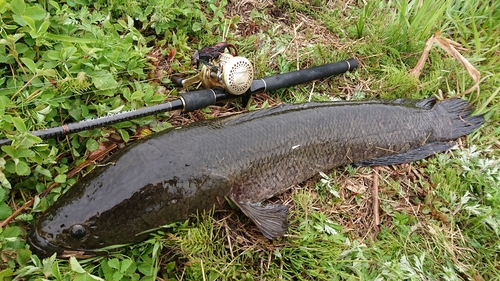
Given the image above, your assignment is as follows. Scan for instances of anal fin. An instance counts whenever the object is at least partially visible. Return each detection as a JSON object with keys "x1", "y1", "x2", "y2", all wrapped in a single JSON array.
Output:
[
  {"x1": 355, "y1": 142, "x2": 456, "y2": 167},
  {"x1": 233, "y1": 200, "x2": 289, "y2": 240}
]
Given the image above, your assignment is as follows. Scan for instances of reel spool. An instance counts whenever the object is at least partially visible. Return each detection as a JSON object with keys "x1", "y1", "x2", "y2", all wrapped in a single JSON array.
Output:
[
  {"x1": 199, "y1": 53, "x2": 254, "y2": 95},
  {"x1": 173, "y1": 43, "x2": 254, "y2": 95}
]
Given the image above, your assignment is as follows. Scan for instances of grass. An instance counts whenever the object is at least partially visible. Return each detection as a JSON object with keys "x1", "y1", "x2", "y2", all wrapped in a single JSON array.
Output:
[{"x1": 1, "y1": 0, "x2": 499, "y2": 280}]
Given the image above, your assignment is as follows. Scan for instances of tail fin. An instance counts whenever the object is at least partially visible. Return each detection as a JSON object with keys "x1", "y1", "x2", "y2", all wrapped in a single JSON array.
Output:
[
  {"x1": 435, "y1": 98, "x2": 485, "y2": 139},
  {"x1": 356, "y1": 98, "x2": 484, "y2": 167}
]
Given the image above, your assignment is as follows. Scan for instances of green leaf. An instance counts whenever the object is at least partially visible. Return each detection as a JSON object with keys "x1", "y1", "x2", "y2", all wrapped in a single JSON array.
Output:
[
  {"x1": 21, "y1": 15, "x2": 36, "y2": 30},
  {"x1": 0, "y1": 96, "x2": 10, "y2": 110},
  {"x1": 32, "y1": 195, "x2": 41, "y2": 211},
  {"x1": 37, "y1": 20, "x2": 50, "y2": 34},
  {"x1": 2, "y1": 146, "x2": 35, "y2": 158},
  {"x1": 24, "y1": 133, "x2": 43, "y2": 145},
  {"x1": 121, "y1": 87, "x2": 131, "y2": 101},
  {"x1": 192, "y1": 22, "x2": 202, "y2": 32},
  {"x1": 47, "y1": 0, "x2": 59, "y2": 11},
  {"x1": 28, "y1": 17, "x2": 49, "y2": 38},
  {"x1": 45, "y1": 33, "x2": 98, "y2": 44},
  {"x1": 118, "y1": 129, "x2": 130, "y2": 143},
  {"x1": 0, "y1": 268, "x2": 14, "y2": 280},
  {"x1": 70, "y1": 257, "x2": 86, "y2": 274},
  {"x1": 0, "y1": 202, "x2": 12, "y2": 220},
  {"x1": 0, "y1": 33, "x2": 24, "y2": 46},
  {"x1": 137, "y1": 262, "x2": 153, "y2": 276},
  {"x1": 37, "y1": 68, "x2": 57, "y2": 77},
  {"x1": 46, "y1": 50, "x2": 60, "y2": 60},
  {"x1": 0, "y1": 188, "x2": 5, "y2": 201},
  {"x1": 108, "y1": 258, "x2": 120, "y2": 270},
  {"x1": 35, "y1": 165, "x2": 52, "y2": 178},
  {"x1": 12, "y1": 116, "x2": 27, "y2": 132},
  {"x1": 74, "y1": 273, "x2": 90, "y2": 281},
  {"x1": 20, "y1": 57, "x2": 37, "y2": 73},
  {"x1": 51, "y1": 258, "x2": 62, "y2": 280},
  {"x1": 24, "y1": 5, "x2": 47, "y2": 20},
  {"x1": 0, "y1": 170, "x2": 12, "y2": 189},
  {"x1": 42, "y1": 252, "x2": 57, "y2": 276},
  {"x1": 86, "y1": 139, "x2": 99, "y2": 152},
  {"x1": 0, "y1": 0, "x2": 7, "y2": 13},
  {"x1": 10, "y1": 0, "x2": 25, "y2": 15},
  {"x1": 100, "y1": 259, "x2": 113, "y2": 279},
  {"x1": 3, "y1": 226, "x2": 20, "y2": 238},
  {"x1": 1, "y1": 146, "x2": 16, "y2": 158},
  {"x1": 120, "y1": 259, "x2": 134, "y2": 273},
  {"x1": 17, "y1": 148, "x2": 35, "y2": 158},
  {"x1": 12, "y1": 14, "x2": 28, "y2": 26},
  {"x1": 78, "y1": 273, "x2": 104, "y2": 281},
  {"x1": 4, "y1": 161, "x2": 15, "y2": 174},
  {"x1": 54, "y1": 174, "x2": 66, "y2": 183},
  {"x1": 112, "y1": 271, "x2": 124, "y2": 280},
  {"x1": 92, "y1": 73, "x2": 118, "y2": 91},
  {"x1": 108, "y1": 105, "x2": 124, "y2": 115},
  {"x1": 15, "y1": 42, "x2": 29, "y2": 53},
  {"x1": 14, "y1": 160, "x2": 30, "y2": 176},
  {"x1": 16, "y1": 248, "x2": 32, "y2": 266},
  {"x1": 164, "y1": 261, "x2": 175, "y2": 273},
  {"x1": 130, "y1": 91, "x2": 144, "y2": 101}
]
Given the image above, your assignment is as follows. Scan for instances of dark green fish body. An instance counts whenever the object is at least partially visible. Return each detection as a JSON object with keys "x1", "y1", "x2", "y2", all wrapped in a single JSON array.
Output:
[{"x1": 28, "y1": 98, "x2": 484, "y2": 257}]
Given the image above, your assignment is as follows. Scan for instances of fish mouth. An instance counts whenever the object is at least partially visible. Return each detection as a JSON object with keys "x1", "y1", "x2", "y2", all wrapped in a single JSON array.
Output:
[
  {"x1": 27, "y1": 229, "x2": 96, "y2": 259},
  {"x1": 27, "y1": 228, "x2": 64, "y2": 258}
]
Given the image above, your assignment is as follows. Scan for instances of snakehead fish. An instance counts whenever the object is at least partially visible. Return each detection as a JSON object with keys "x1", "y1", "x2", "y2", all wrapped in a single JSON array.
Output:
[{"x1": 28, "y1": 98, "x2": 484, "y2": 258}]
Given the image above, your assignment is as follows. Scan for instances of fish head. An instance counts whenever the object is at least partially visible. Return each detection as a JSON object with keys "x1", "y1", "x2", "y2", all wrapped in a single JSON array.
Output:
[
  {"x1": 27, "y1": 172, "x2": 206, "y2": 258},
  {"x1": 28, "y1": 218, "x2": 97, "y2": 259},
  {"x1": 27, "y1": 168, "x2": 141, "y2": 258},
  {"x1": 27, "y1": 191, "x2": 114, "y2": 258}
]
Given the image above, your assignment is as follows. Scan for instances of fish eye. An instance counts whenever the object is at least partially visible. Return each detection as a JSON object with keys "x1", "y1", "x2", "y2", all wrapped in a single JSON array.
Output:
[{"x1": 69, "y1": 224, "x2": 87, "y2": 239}]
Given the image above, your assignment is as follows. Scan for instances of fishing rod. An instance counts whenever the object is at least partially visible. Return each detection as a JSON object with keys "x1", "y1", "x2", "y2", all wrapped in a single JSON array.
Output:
[{"x1": 0, "y1": 43, "x2": 358, "y2": 146}]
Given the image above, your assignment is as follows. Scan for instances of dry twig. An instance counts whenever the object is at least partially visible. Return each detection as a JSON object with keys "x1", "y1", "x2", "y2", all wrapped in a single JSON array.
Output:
[
  {"x1": 372, "y1": 167, "x2": 380, "y2": 227},
  {"x1": 410, "y1": 31, "x2": 481, "y2": 97}
]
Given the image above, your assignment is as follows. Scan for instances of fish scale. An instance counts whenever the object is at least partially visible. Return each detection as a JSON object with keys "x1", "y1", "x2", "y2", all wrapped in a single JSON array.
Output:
[{"x1": 28, "y1": 98, "x2": 484, "y2": 258}]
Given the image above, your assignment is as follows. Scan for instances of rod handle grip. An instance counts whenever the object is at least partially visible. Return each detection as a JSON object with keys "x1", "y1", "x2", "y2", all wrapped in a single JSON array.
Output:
[{"x1": 255, "y1": 58, "x2": 358, "y2": 93}]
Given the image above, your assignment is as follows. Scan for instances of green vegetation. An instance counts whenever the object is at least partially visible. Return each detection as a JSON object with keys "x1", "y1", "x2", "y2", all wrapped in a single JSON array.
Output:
[{"x1": 1, "y1": 0, "x2": 499, "y2": 280}]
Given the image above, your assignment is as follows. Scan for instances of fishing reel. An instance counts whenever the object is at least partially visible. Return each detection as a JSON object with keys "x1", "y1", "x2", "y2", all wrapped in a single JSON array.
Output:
[{"x1": 172, "y1": 42, "x2": 254, "y2": 95}]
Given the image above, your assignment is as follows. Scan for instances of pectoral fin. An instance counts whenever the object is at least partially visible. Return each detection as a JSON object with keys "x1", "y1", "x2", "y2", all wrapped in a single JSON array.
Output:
[
  {"x1": 233, "y1": 200, "x2": 289, "y2": 240},
  {"x1": 355, "y1": 141, "x2": 455, "y2": 167}
]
